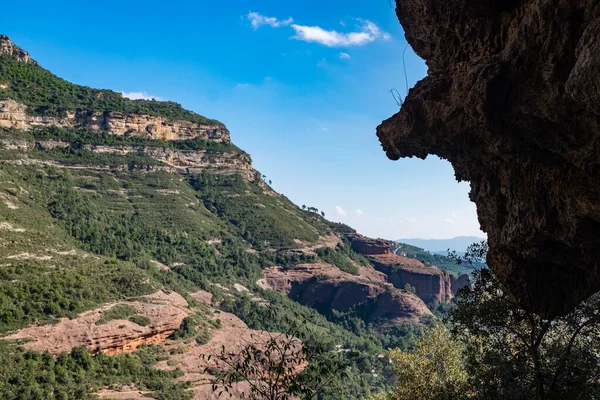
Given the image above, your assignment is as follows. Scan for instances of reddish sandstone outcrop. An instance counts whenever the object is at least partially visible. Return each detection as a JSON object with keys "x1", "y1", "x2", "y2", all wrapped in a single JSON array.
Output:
[
  {"x1": 346, "y1": 233, "x2": 390, "y2": 255},
  {"x1": 370, "y1": 253, "x2": 470, "y2": 303},
  {"x1": 258, "y1": 264, "x2": 431, "y2": 324},
  {"x1": 4, "y1": 290, "x2": 189, "y2": 355},
  {"x1": 346, "y1": 234, "x2": 470, "y2": 303}
]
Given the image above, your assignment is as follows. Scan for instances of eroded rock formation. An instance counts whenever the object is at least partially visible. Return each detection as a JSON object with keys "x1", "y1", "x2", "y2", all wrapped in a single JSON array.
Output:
[
  {"x1": 5, "y1": 290, "x2": 189, "y2": 355},
  {"x1": 258, "y1": 264, "x2": 432, "y2": 324},
  {"x1": 0, "y1": 35, "x2": 36, "y2": 64},
  {"x1": 377, "y1": 0, "x2": 600, "y2": 315},
  {"x1": 0, "y1": 99, "x2": 229, "y2": 142}
]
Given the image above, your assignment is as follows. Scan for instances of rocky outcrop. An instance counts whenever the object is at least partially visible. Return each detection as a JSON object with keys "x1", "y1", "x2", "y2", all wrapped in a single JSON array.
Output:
[
  {"x1": 0, "y1": 138, "x2": 257, "y2": 179},
  {"x1": 4, "y1": 290, "x2": 189, "y2": 355},
  {"x1": 347, "y1": 233, "x2": 390, "y2": 255},
  {"x1": 450, "y1": 273, "x2": 471, "y2": 296},
  {"x1": 370, "y1": 253, "x2": 456, "y2": 303},
  {"x1": 0, "y1": 99, "x2": 229, "y2": 142},
  {"x1": 0, "y1": 35, "x2": 36, "y2": 64},
  {"x1": 377, "y1": 0, "x2": 600, "y2": 315},
  {"x1": 258, "y1": 264, "x2": 431, "y2": 324}
]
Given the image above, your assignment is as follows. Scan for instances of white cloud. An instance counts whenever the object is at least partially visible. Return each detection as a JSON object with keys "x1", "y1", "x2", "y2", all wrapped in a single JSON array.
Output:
[
  {"x1": 445, "y1": 212, "x2": 458, "y2": 224},
  {"x1": 335, "y1": 206, "x2": 348, "y2": 217},
  {"x1": 354, "y1": 209, "x2": 364, "y2": 216},
  {"x1": 247, "y1": 12, "x2": 293, "y2": 29},
  {"x1": 291, "y1": 20, "x2": 388, "y2": 47},
  {"x1": 236, "y1": 83, "x2": 252, "y2": 88},
  {"x1": 120, "y1": 91, "x2": 161, "y2": 101},
  {"x1": 407, "y1": 216, "x2": 418, "y2": 223},
  {"x1": 316, "y1": 58, "x2": 328, "y2": 68},
  {"x1": 339, "y1": 52, "x2": 351, "y2": 60}
]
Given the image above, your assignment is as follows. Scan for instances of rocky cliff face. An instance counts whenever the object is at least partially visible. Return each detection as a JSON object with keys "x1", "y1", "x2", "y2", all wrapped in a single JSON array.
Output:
[
  {"x1": 348, "y1": 233, "x2": 470, "y2": 302},
  {"x1": 258, "y1": 264, "x2": 432, "y2": 324},
  {"x1": 0, "y1": 99, "x2": 229, "y2": 142},
  {"x1": 377, "y1": 0, "x2": 600, "y2": 316},
  {"x1": 5, "y1": 290, "x2": 189, "y2": 355},
  {"x1": 0, "y1": 35, "x2": 36, "y2": 64}
]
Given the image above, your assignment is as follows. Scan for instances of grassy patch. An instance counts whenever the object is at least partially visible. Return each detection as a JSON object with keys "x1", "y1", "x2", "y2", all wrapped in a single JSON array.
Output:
[
  {"x1": 129, "y1": 314, "x2": 151, "y2": 326},
  {"x1": 95, "y1": 304, "x2": 137, "y2": 325}
]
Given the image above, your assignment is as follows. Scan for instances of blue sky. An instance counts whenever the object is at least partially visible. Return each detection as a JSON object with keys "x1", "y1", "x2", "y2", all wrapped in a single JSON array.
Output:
[{"x1": 1, "y1": 0, "x2": 484, "y2": 240}]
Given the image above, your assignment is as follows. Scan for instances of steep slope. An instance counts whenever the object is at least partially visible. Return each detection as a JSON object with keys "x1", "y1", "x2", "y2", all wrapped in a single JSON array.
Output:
[
  {"x1": 377, "y1": 0, "x2": 600, "y2": 316},
  {"x1": 0, "y1": 35, "x2": 425, "y2": 399}
]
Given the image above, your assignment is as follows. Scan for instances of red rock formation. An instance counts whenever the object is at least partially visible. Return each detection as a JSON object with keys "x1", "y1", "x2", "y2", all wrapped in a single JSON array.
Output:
[
  {"x1": 450, "y1": 274, "x2": 471, "y2": 296},
  {"x1": 370, "y1": 253, "x2": 466, "y2": 303},
  {"x1": 5, "y1": 290, "x2": 189, "y2": 355},
  {"x1": 258, "y1": 264, "x2": 431, "y2": 324},
  {"x1": 346, "y1": 233, "x2": 390, "y2": 255}
]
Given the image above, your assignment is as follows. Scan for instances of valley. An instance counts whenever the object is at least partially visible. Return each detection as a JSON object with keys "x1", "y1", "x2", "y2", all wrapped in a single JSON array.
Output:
[{"x1": 0, "y1": 35, "x2": 469, "y2": 399}]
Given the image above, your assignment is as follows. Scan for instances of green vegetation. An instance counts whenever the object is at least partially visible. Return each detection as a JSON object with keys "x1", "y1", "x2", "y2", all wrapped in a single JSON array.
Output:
[
  {"x1": 390, "y1": 241, "x2": 484, "y2": 277},
  {"x1": 382, "y1": 242, "x2": 600, "y2": 400},
  {"x1": 190, "y1": 173, "x2": 331, "y2": 250},
  {"x1": 315, "y1": 241, "x2": 370, "y2": 275},
  {"x1": 0, "y1": 55, "x2": 220, "y2": 124},
  {"x1": 0, "y1": 344, "x2": 191, "y2": 399},
  {"x1": 387, "y1": 324, "x2": 469, "y2": 400},
  {"x1": 95, "y1": 304, "x2": 137, "y2": 325},
  {"x1": 1, "y1": 126, "x2": 244, "y2": 154},
  {"x1": 219, "y1": 291, "x2": 425, "y2": 399},
  {"x1": 128, "y1": 314, "x2": 151, "y2": 327}
]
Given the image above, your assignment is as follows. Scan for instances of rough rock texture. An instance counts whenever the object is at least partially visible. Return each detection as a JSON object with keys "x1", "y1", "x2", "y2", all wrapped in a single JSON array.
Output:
[
  {"x1": 0, "y1": 138, "x2": 258, "y2": 179},
  {"x1": 0, "y1": 35, "x2": 36, "y2": 64},
  {"x1": 347, "y1": 233, "x2": 390, "y2": 255},
  {"x1": 370, "y1": 253, "x2": 469, "y2": 303},
  {"x1": 0, "y1": 99, "x2": 229, "y2": 142},
  {"x1": 377, "y1": 0, "x2": 600, "y2": 315},
  {"x1": 258, "y1": 264, "x2": 432, "y2": 324},
  {"x1": 4, "y1": 290, "x2": 189, "y2": 355}
]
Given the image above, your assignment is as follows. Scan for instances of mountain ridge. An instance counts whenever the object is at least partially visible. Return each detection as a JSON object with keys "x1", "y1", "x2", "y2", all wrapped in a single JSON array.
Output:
[{"x1": 0, "y1": 34, "x2": 468, "y2": 399}]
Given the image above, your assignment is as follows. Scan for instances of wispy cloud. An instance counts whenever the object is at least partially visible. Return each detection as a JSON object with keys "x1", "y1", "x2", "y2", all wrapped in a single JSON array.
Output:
[
  {"x1": 354, "y1": 209, "x2": 364, "y2": 216},
  {"x1": 247, "y1": 11, "x2": 293, "y2": 29},
  {"x1": 246, "y1": 13, "x2": 389, "y2": 48},
  {"x1": 444, "y1": 212, "x2": 458, "y2": 224},
  {"x1": 335, "y1": 206, "x2": 348, "y2": 217},
  {"x1": 120, "y1": 91, "x2": 161, "y2": 101},
  {"x1": 339, "y1": 52, "x2": 351, "y2": 60},
  {"x1": 291, "y1": 20, "x2": 388, "y2": 47}
]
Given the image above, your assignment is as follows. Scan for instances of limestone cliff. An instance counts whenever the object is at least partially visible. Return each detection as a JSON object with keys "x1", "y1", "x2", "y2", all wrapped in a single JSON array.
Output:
[
  {"x1": 377, "y1": 0, "x2": 600, "y2": 315},
  {"x1": 0, "y1": 99, "x2": 229, "y2": 142},
  {"x1": 0, "y1": 35, "x2": 36, "y2": 65}
]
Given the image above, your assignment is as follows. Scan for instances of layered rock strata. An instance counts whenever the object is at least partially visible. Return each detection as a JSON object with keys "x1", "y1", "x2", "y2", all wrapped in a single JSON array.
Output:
[
  {"x1": 0, "y1": 99, "x2": 229, "y2": 142},
  {"x1": 5, "y1": 290, "x2": 189, "y2": 355}
]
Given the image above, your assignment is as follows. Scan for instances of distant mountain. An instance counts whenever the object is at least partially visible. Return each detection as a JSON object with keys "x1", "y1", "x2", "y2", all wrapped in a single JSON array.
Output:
[{"x1": 395, "y1": 236, "x2": 486, "y2": 255}]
